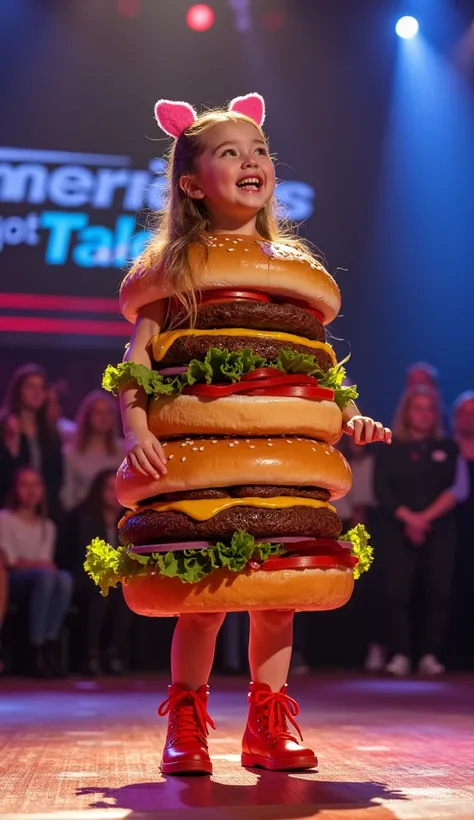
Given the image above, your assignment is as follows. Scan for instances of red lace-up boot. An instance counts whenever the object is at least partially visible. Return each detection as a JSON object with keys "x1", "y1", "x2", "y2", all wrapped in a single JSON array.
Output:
[
  {"x1": 158, "y1": 683, "x2": 215, "y2": 775},
  {"x1": 241, "y1": 681, "x2": 318, "y2": 771}
]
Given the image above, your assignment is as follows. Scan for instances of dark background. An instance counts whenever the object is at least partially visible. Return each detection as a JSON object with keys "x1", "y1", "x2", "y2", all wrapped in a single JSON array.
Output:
[{"x1": 2, "y1": 0, "x2": 473, "y2": 424}]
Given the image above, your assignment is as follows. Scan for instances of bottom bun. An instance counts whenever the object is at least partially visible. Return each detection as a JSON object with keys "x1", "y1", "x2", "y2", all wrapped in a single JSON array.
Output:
[{"x1": 122, "y1": 565, "x2": 354, "y2": 617}]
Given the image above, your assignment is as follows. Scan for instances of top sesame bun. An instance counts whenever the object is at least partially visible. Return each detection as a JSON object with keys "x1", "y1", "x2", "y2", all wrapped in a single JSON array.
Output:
[{"x1": 119, "y1": 236, "x2": 341, "y2": 325}]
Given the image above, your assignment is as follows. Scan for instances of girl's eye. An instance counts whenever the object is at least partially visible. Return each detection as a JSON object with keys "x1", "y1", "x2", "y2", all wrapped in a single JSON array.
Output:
[
  {"x1": 222, "y1": 148, "x2": 238, "y2": 157},
  {"x1": 256, "y1": 147, "x2": 268, "y2": 156}
]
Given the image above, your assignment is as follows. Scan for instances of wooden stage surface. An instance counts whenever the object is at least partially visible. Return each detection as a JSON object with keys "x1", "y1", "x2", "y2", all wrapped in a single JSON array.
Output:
[{"x1": 0, "y1": 673, "x2": 473, "y2": 820}]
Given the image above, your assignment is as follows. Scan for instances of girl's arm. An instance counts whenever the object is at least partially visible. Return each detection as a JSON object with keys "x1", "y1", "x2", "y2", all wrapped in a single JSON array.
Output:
[{"x1": 119, "y1": 301, "x2": 167, "y2": 479}]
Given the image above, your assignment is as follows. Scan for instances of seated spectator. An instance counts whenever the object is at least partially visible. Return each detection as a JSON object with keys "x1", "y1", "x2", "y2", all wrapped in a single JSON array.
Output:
[
  {"x1": 0, "y1": 365, "x2": 63, "y2": 522},
  {"x1": 0, "y1": 467, "x2": 73, "y2": 677},
  {"x1": 61, "y1": 390, "x2": 124, "y2": 511},
  {"x1": 64, "y1": 469, "x2": 132, "y2": 676}
]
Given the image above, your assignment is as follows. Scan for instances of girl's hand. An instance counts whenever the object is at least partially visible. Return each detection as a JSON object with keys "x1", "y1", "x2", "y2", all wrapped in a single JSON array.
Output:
[
  {"x1": 125, "y1": 430, "x2": 167, "y2": 479},
  {"x1": 405, "y1": 524, "x2": 426, "y2": 546},
  {"x1": 343, "y1": 415, "x2": 392, "y2": 445}
]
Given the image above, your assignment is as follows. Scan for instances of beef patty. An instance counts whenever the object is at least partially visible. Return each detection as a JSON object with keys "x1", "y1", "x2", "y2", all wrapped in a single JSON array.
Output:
[
  {"x1": 159, "y1": 334, "x2": 333, "y2": 372},
  {"x1": 191, "y1": 301, "x2": 325, "y2": 342},
  {"x1": 119, "y1": 505, "x2": 342, "y2": 545},
  {"x1": 138, "y1": 485, "x2": 331, "y2": 505}
]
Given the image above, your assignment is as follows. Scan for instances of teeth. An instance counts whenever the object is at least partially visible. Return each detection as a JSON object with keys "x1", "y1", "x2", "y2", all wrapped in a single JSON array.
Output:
[{"x1": 237, "y1": 177, "x2": 261, "y2": 188}]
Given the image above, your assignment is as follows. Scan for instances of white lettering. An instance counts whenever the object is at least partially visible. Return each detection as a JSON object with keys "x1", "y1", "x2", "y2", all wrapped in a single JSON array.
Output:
[
  {"x1": 48, "y1": 165, "x2": 95, "y2": 207},
  {"x1": 0, "y1": 163, "x2": 47, "y2": 203},
  {"x1": 92, "y1": 169, "x2": 131, "y2": 208}
]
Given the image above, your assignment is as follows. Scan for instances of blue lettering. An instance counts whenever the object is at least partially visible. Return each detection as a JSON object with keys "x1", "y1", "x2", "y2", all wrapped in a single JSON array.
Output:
[
  {"x1": 40, "y1": 211, "x2": 88, "y2": 264},
  {"x1": 113, "y1": 215, "x2": 136, "y2": 267},
  {"x1": 276, "y1": 181, "x2": 315, "y2": 221},
  {"x1": 130, "y1": 229, "x2": 152, "y2": 260},
  {"x1": 48, "y1": 165, "x2": 94, "y2": 207},
  {"x1": 73, "y1": 224, "x2": 113, "y2": 267}
]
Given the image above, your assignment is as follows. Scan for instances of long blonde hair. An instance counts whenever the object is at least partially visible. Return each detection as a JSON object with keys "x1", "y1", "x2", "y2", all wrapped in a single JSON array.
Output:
[
  {"x1": 73, "y1": 390, "x2": 120, "y2": 455},
  {"x1": 129, "y1": 108, "x2": 313, "y2": 324},
  {"x1": 392, "y1": 385, "x2": 445, "y2": 443}
]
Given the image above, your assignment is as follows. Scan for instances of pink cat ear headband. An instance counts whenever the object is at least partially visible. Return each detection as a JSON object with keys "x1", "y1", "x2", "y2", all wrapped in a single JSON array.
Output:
[{"x1": 154, "y1": 92, "x2": 266, "y2": 139}]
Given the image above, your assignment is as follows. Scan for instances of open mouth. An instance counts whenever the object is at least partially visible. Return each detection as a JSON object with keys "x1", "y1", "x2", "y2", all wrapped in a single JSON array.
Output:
[{"x1": 236, "y1": 176, "x2": 263, "y2": 191}]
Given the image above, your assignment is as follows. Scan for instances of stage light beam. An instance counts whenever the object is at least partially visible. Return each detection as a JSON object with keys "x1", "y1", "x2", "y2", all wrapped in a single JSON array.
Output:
[
  {"x1": 396, "y1": 16, "x2": 419, "y2": 40},
  {"x1": 186, "y1": 4, "x2": 215, "y2": 32}
]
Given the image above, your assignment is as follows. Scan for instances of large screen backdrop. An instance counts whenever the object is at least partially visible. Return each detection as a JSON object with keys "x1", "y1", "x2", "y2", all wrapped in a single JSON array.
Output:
[{"x1": 1, "y1": 0, "x2": 473, "y2": 421}]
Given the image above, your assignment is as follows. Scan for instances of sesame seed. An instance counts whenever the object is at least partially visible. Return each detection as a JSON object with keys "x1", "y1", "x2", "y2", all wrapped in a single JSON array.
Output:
[
  {"x1": 237, "y1": 237, "x2": 243, "y2": 242},
  {"x1": 199, "y1": 446, "x2": 205, "y2": 452},
  {"x1": 192, "y1": 447, "x2": 198, "y2": 451},
  {"x1": 181, "y1": 456, "x2": 187, "y2": 462},
  {"x1": 218, "y1": 243, "x2": 224, "y2": 247},
  {"x1": 224, "y1": 238, "x2": 230, "y2": 241},
  {"x1": 286, "y1": 440, "x2": 293, "y2": 444},
  {"x1": 233, "y1": 440, "x2": 239, "y2": 445},
  {"x1": 228, "y1": 443, "x2": 234, "y2": 447},
  {"x1": 249, "y1": 445, "x2": 256, "y2": 449},
  {"x1": 168, "y1": 454, "x2": 174, "y2": 460},
  {"x1": 243, "y1": 248, "x2": 249, "y2": 252},
  {"x1": 267, "y1": 442, "x2": 273, "y2": 447},
  {"x1": 227, "y1": 248, "x2": 235, "y2": 252},
  {"x1": 245, "y1": 439, "x2": 250, "y2": 443},
  {"x1": 162, "y1": 442, "x2": 168, "y2": 447},
  {"x1": 312, "y1": 447, "x2": 316, "y2": 452},
  {"x1": 232, "y1": 240, "x2": 238, "y2": 244},
  {"x1": 188, "y1": 441, "x2": 195, "y2": 445},
  {"x1": 211, "y1": 439, "x2": 218, "y2": 444},
  {"x1": 180, "y1": 442, "x2": 187, "y2": 447}
]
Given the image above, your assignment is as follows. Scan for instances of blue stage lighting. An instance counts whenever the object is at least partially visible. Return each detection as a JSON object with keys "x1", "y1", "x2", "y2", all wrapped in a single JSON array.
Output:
[{"x1": 396, "y1": 16, "x2": 419, "y2": 39}]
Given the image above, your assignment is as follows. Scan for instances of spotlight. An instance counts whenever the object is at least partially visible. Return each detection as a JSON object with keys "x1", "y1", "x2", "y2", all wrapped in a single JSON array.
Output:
[
  {"x1": 186, "y1": 4, "x2": 215, "y2": 32},
  {"x1": 396, "y1": 16, "x2": 419, "y2": 39}
]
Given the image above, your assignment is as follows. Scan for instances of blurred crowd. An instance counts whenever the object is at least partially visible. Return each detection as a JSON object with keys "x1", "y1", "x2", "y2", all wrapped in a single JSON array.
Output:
[{"x1": 0, "y1": 361, "x2": 472, "y2": 679}]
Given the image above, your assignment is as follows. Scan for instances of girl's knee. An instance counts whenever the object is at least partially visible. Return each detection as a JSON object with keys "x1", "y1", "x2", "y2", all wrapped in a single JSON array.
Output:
[{"x1": 179, "y1": 611, "x2": 226, "y2": 631}]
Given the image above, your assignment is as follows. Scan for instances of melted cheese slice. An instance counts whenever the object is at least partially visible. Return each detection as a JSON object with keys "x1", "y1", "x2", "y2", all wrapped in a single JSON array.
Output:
[
  {"x1": 123, "y1": 496, "x2": 336, "y2": 522},
  {"x1": 151, "y1": 328, "x2": 336, "y2": 365}
]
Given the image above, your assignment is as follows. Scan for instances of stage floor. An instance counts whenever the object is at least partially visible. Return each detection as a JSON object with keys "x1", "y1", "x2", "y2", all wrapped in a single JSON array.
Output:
[{"x1": 0, "y1": 673, "x2": 473, "y2": 820}]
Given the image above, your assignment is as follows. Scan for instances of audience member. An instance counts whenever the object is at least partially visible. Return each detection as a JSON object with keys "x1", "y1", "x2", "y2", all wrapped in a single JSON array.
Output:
[
  {"x1": 0, "y1": 365, "x2": 63, "y2": 521},
  {"x1": 61, "y1": 390, "x2": 124, "y2": 511},
  {"x1": 0, "y1": 467, "x2": 73, "y2": 677},
  {"x1": 374, "y1": 386, "x2": 469, "y2": 676},
  {"x1": 405, "y1": 362, "x2": 440, "y2": 392},
  {"x1": 64, "y1": 469, "x2": 132, "y2": 676}
]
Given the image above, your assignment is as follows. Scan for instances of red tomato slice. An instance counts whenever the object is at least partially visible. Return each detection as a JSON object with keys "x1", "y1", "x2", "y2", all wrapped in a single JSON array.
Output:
[
  {"x1": 262, "y1": 554, "x2": 357, "y2": 571},
  {"x1": 241, "y1": 368, "x2": 281, "y2": 381},
  {"x1": 199, "y1": 289, "x2": 272, "y2": 304},
  {"x1": 286, "y1": 298, "x2": 325, "y2": 322},
  {"x1": 246, "y1": 385, "x2": 335, "y2": 401}
]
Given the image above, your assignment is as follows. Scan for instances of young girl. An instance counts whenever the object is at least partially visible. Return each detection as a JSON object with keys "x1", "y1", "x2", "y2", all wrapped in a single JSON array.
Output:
[{"x1": 117, "y1": 93, "x2": 391, "y2": 774}]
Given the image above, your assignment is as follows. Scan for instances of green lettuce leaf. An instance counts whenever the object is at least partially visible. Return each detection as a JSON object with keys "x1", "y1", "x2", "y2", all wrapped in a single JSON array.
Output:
[
  {"x1": 339, "y1": 524, "x2": 373, "y2": 579},
  {"x1": 102, "y1": 347, "x2": 358, "y2": 409},
  {"x1": 84, "y1": 531, "x2": 285, "y2": 590}
]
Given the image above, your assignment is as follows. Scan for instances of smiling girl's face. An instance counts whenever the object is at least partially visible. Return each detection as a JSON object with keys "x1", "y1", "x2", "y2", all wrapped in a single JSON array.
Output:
[{"x1": 180, "y1": 120, "x2": 276, "y2": 231}]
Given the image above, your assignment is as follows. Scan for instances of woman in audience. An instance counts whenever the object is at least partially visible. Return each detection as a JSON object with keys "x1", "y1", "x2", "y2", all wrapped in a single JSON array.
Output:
[
  {"x1": 61, "y1": 390, "x2": 124, "y2": 511},
  {"x1": 0, "y1": 548, "x2": 6, "y2": 673},
  {"x1": 0, "y1": 467, "x2": 73, "y2": 676},
  {"x1": 0, "y1": 365, "x2": 63, "y2": 521},
  {"x1": 64, "y1": 469, "x2": 132, "y2": 676},
  {"x1": 374, "y1": 386, "x2": 469, "y2": 676}
]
